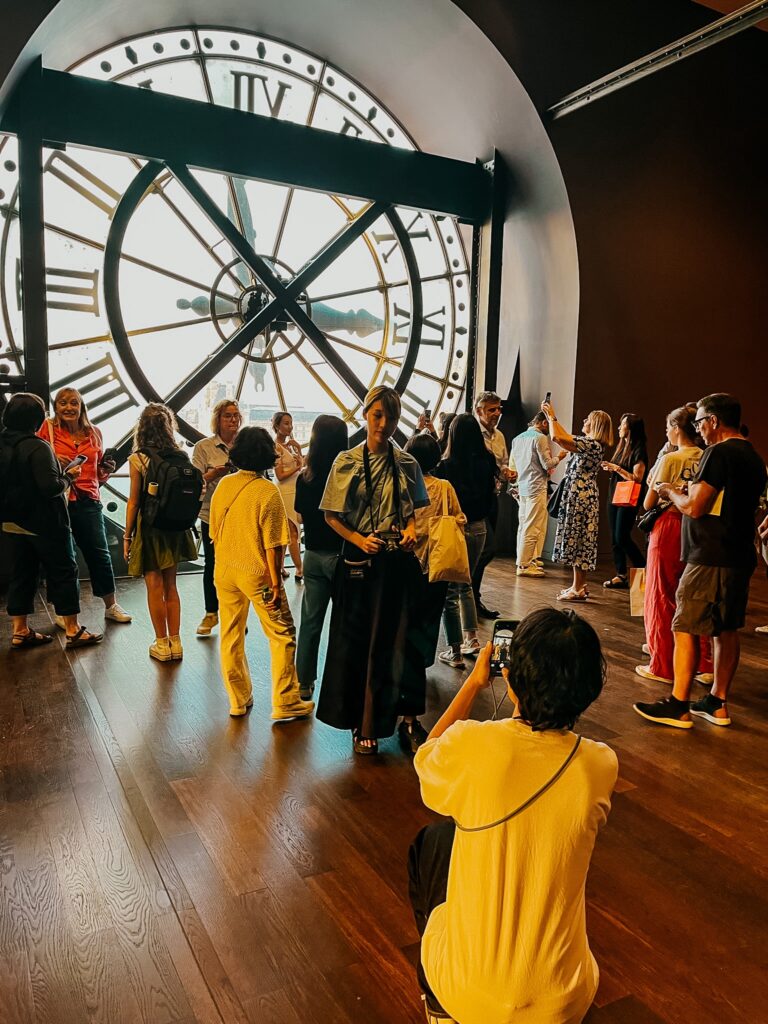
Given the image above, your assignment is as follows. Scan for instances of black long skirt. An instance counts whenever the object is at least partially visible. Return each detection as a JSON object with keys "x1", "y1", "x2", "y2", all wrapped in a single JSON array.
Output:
[{"x1": 317, "y1": 547, "x2": 426, "y2": 738}]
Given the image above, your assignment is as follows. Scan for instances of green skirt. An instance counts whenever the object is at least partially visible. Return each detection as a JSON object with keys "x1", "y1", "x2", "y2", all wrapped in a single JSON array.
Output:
[{"x1": 128, "y1": 512, "x2": 198, "y2": 576}]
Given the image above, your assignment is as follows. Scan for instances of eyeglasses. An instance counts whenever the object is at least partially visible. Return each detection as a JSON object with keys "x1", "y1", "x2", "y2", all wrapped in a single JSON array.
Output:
[{"x1": 693, "y1": 415, "x2": 713, "y2": 433}]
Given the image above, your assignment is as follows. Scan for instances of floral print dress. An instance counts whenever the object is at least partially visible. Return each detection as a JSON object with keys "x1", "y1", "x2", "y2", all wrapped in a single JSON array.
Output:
[{"x1": 553, "y1": 435, "x2": 604, "y2": 572}]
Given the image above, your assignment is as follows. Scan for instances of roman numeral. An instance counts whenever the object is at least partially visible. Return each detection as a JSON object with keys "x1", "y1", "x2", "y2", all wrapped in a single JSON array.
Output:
[
  {"x1": 340, "y1": 117, "x2": 363, "y2": 138},
  {"x1": 381, "y1": 371, "x2": 429, "y2": 432},
  {"x1": 372, "y1": 212, "x2": 431, "y2": 263},
  {"x1": 16, "y1": 264, "x2": 100, "y2": 315},
  {"x1": 392, "y1": 304, "x2": 447, "y2": 349},
  {"x1": 231, "y1": 70, "x2": 291, "y2": 117},
  {"x1": 51, "y1": 353, "x2": 138, "y2": 425},
  {"x1": 44, "y1": 151, "x2": 121, "y2": 217}
]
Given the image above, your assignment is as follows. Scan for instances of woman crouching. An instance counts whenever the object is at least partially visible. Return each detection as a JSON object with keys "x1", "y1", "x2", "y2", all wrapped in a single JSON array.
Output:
[{"x1": 317, "y1": 386, "x2": 430, "y2": 754}]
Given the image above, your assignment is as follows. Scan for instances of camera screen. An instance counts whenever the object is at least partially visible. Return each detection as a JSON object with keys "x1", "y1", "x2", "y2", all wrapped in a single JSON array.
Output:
[{"x1": 490, "y1": 622, "x2": 517, "y2": 674}]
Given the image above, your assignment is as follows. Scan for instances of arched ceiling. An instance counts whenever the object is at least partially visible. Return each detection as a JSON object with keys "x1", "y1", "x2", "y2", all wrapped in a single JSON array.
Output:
[{"x1": 0, "y1": 0, "x2": 580, "y2": 417}]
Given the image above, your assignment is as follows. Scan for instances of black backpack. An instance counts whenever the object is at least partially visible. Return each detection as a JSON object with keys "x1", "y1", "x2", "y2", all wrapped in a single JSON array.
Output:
[
  {"x1": 139, "y1": 446, "x2": 203, "y2": 532},
  {"x1": 0, "y1": 434, "x2": 31, "y2": 526}
]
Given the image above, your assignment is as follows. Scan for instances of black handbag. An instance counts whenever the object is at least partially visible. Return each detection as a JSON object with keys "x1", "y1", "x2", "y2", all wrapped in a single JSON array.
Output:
[
  {"x1": 637, "y1": 503, "x2": 667, "y2": 534},
  {"x1": 547, "y1": 478, "x2": 566, "y2": 518}
]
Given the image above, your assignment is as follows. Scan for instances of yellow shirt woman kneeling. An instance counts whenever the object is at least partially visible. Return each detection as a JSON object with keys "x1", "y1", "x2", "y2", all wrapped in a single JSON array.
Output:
[{"x1": 209, "y1": 426, "x2": 314, "y2": 720}]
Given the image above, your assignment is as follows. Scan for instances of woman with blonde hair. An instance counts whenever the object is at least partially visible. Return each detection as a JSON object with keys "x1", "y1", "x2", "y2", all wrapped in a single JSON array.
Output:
[
  {"x1": 271, "y1": 410, "x2": 304, "y2": 581},
  {"x1": 192, "y1": 398, "x2": 242, "y2": 636},
  {"x1": 124, "y1": 404, "x2": 198, "y2": 661},
  {"x1": 542, "y1": 402, "x2": 614, "y2": 601},
  {"x1": 38, "y1": 386, "x2": 131, "y2": 625}
]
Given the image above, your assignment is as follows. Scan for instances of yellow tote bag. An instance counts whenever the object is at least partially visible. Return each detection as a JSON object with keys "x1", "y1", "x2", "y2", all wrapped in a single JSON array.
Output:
[{"x1": 427, "y1": 481, "x2": 471, "y2": 584}]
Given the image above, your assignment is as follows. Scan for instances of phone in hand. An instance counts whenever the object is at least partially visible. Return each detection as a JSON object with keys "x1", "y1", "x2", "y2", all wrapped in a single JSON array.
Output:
[
  {"x1": 544, "y1": 391, "x2": 552, "y2": 406},
  {"x1": 490, "y1": 619, "x2": 519, "y2": 676},
  {"x1": 424, "y1": 408, "x2": 432, "y2": 421},
  {"x1": 63, "y1": 453, "x2": 87, "y2": 473},
  {"x1": 102, "y1": 447, "x2": 119, "y2": 465}
]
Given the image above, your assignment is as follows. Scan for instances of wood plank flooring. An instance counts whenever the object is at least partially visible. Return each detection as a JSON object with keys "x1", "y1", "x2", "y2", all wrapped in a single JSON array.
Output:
[{"x1": 1, "y1": 559, "x2": 767, "y2": 1023}]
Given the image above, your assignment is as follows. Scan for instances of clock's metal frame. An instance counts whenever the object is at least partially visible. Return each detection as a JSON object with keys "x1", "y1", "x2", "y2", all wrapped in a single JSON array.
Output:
[{"x1": 0, "y1": 53, "x2": 501, "y2": 443}]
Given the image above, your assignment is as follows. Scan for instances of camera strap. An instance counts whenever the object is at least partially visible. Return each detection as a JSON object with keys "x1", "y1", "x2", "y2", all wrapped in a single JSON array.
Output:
[
  {"x1": 361, "y1": 442, "x2": 402, "y2": 535},
  {"x1": 453, "y1": 734, "x2": 581, "y2": 833}
]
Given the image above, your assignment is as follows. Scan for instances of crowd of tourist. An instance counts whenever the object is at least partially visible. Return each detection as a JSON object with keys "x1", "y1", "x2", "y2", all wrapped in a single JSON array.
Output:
[{"x1": 2, "y1": 380, "x2": 767, "y2": 1023}]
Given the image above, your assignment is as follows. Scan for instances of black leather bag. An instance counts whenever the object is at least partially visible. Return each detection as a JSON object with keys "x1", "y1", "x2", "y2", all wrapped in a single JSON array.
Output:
[
  {"x1": 547, "y1": 478, "x2": 566, "y2": 518},
  {"x1": 637, "y1": 503, "x2": 666, "y2": 534}
]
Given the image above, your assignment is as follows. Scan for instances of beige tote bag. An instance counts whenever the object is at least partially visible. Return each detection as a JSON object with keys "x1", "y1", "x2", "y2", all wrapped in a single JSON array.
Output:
[{"x1": 427, "y1": 481, "x2": 471, "y2": 584}]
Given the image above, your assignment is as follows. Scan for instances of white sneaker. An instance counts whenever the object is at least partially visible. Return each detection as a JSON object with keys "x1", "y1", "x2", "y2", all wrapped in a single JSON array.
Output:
[
  {"x1": 105, "y1": 603, "x2": 132, "y2": 623},
  {"x1": 755, "y1": 625, "x2": 768, "y2": 635},
  {"x1": 169, "y1": 635, "x2": 183, "y2": 661},
  {"x1": 149, "y1": 637, "x2": 173, "y2": 662},
  {"x1": 438, "y1": 648, "x2": 465, "y2": 669},
  {"x1": 635, "y1": 664, "x2": 673, "y2": 684},
  {"x1": 516, "y1": 565, "x2": 545, "y2": 578},
  {"x1": 460, "y1": 637, "x2": 482, "y2": 656},
  {"x1": 694, "y1": 672, "x2": 714, "y2": 686},
  {"x1": 196, "y1": 612, "x2": 219, "y2": 636}
]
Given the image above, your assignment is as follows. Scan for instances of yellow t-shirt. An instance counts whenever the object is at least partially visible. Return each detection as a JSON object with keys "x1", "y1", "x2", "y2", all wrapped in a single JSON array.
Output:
[
  {"x1": 209, "y1": 471, "x2": 288, "y2": 578},
  {"x1": 414, "y1": 719, "x2": 618, "y2": 1024}
]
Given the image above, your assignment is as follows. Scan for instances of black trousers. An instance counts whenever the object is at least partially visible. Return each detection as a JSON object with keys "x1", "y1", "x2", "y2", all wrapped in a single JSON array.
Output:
[
  {"x1": 407, "y1": 820, "x2": 456, "y2": 1013},
  {"x1": 5, "y1": 528, "x2": 80, "y2": 617},
  {"x1": 200, "y1": 521, "x2": 218, "y2": 613},
  {"x1": 607, "y1": 501, "x2": 646, "y2": 577},
  {"x1": 471, "y1": 496, "x2": 498, "y2": 599},
  {"x1": 68, "y1": 497, "x2": 115, "y2": 597}
]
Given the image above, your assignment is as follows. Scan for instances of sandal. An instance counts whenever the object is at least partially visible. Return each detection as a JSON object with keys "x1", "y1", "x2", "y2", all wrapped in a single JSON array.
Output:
[
  {"x1": 281, "y1": 569, "x2": 290, "y2": 579},
  {"x1": 66, "y1": 626, "x2": 104, "y2": 649},
  {"x1": 11, "y1": 629, "x2": 54, "y2": 649},
  {"x1": 294, "y1": 574, "x2": 303, "y2": 583},
  {"x1": 352, "y1": 729, "x2": 378, "y2": 755},
  {"x1": 556, "y1": 588, "x2": 589, "y2": 602},
  {"x1": 603, "y1": 576, "x2": 629, "y2": 589}
]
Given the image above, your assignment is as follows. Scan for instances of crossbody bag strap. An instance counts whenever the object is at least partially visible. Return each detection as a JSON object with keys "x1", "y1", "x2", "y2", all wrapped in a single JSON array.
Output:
[{"x1": 454, "y1": 734, "x2": 582, "y2": 834}]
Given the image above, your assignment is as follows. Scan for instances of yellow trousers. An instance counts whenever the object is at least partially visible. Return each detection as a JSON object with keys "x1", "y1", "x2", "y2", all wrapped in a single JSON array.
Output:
[{"x1": 214, "y1": 565, "x2": 302, "y2": 715}]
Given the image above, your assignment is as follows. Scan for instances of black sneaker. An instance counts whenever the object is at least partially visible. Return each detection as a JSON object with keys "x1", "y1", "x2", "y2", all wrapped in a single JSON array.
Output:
[
  {"x1": 690, "y1": 693, "x2": 731, "y2": 727},
  {"x1": 398, "y1": 718, "x2": 429, "y2": 754},
  {"x1": 476, "y1": 601, "x2": 500, "y2": 620},
  {"x1": 633, "y1": 695, "x2": 692, "y2": 729}
]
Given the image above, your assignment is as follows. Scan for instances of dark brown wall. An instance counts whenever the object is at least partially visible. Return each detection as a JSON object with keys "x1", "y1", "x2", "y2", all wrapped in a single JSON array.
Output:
[{"x1": 455, "y1": 0, "x2": 768, "y2": 461}]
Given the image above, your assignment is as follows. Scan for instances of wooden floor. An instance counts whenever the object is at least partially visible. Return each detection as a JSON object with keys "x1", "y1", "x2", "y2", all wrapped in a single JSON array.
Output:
[{"x1": 1, "y1": 559, "x2": 767, "y2": 1024}]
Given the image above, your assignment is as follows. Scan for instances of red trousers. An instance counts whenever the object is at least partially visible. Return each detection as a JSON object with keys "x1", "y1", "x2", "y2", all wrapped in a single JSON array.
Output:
[{"x1": 644, "y1": 509, "x2": 712, "y2": 680}]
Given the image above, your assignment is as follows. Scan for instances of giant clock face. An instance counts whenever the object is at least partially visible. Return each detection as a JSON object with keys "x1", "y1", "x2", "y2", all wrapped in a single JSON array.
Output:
[{"x1": 0, "y1": 26, "x2": 470, "y2": 470}]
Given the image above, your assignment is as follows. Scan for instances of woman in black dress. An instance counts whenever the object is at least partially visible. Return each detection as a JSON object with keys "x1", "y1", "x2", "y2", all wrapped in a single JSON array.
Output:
[
  {"x1": 317, "y1": 386, "x2": 429, "y2": 755},
  {"x1": 294, "y1": 414, "x2": 348, "y2": 700},
  {"x1": 600, "y1": 413, "x2": 648, "y2": 589}
]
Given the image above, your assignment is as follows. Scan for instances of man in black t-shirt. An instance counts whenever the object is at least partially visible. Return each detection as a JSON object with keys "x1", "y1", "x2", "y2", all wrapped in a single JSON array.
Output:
[{"x1": 634, "y1": 393, "x2": 766, "y2": 730}]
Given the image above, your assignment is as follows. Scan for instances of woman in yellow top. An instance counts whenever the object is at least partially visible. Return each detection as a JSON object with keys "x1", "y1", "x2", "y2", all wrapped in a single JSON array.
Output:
[
  {"x1": 409, "y1": 607, "x2": 618, "y2": 1024},
  {"x1": 209, "y1": 426, "x2": 314, "y2": 720}
]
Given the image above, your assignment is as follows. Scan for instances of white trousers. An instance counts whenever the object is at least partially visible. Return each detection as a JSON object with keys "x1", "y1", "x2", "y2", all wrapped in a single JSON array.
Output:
[{"x1": 516, "y1": 491, "x2": 549, "y2": 568}]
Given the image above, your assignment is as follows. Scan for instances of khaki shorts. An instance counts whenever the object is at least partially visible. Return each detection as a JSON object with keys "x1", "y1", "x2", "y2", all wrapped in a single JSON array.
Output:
[{"x1": 672, "y1": 563, "x2": 753, "y2": 636}]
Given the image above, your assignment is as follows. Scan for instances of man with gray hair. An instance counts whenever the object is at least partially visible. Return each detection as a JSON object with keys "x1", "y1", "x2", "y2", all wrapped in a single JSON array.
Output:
[
  {"x1": 509, "y1": 412, "x2": 565, "y2": 577},
  {"x1": 473, "y1": 391, "x2": 516, "y2": 618}
]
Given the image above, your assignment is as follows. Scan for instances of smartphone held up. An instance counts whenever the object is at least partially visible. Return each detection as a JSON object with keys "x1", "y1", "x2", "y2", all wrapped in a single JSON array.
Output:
[{"x1": 490, "y1": 619, "x2": 519, "y2": 676}]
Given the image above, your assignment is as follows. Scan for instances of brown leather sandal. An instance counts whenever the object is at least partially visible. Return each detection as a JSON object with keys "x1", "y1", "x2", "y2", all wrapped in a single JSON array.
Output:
[
  {"x1": 66, "y1": 626, "x2": 104, "y2": 648},
  {"x1": 11, "y1": 630, "x2": 54, "y2": 649}
]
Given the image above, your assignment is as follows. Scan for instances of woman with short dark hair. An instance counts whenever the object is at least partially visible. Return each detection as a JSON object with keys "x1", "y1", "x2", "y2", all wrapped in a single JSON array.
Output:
[
  {"x1": 408, "y1": 607, "x2": 617, "y2": 1024},
  {"x1": 209, "y1": 426, "x2": 313, "y2": 720},
  {"x1": 1, "y1": 393, "x2": 102, "y2": 649},
  {"x1": 294, "y1": 414, "x2": 348, "y2": 700}
]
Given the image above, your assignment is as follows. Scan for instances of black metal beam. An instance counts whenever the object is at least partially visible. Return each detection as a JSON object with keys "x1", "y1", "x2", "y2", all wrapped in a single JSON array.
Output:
[
  {"x1": 1, "y1": 68, "x2": 492, "y2": 225},
  {"x1": 472, "y1": 151, "x2": 505, "y2": 395},
  {"x1": 16, "y1": 59, "x2": 49, "y2": 402}
]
